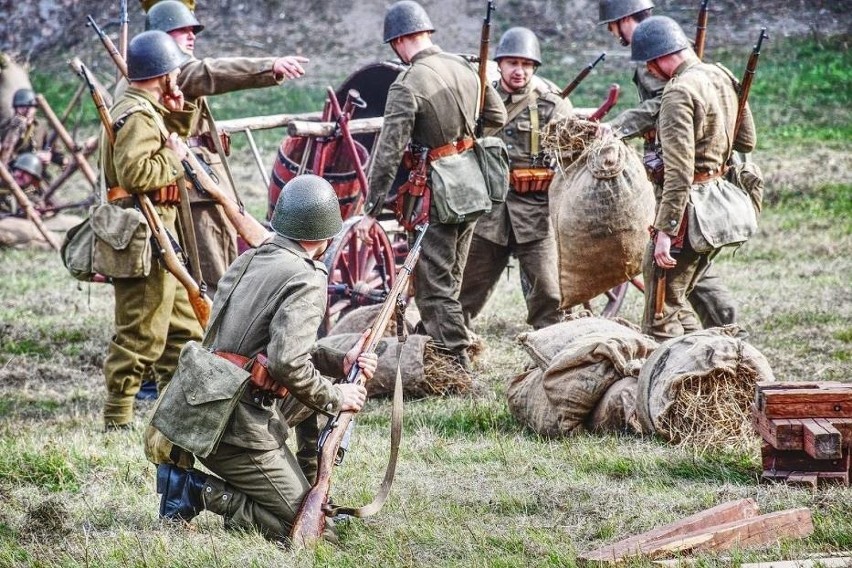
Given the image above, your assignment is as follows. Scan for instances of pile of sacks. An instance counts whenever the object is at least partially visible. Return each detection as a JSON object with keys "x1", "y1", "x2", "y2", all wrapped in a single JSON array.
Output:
[{"x1": 507, "y1": 313, "x2": 776, "y2": 451}]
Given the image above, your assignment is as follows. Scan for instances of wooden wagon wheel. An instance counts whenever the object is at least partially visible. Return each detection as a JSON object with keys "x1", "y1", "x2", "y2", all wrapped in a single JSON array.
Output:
[
  {"x1": 580, "y1": 277, "x2": 645, "y2": 318},
  {"x1": 321, "y1": 215, "x2": 397, "y2": 336}
]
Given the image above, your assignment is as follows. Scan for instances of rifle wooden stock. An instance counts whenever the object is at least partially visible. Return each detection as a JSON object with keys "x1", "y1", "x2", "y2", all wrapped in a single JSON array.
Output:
[
  {"x1": 87, "y1": 15, "x2": 129, "y2": 78},
  {"x1": 588, "y1": 84, "x2": 621, "y2": 122},
  {"x1": 695, "y1": 0, "x2": 709, "y2": 60},
  {"x1": 0, "y1": 161, "x2": 61, "y2": 251},
  {"x1": 734, "y1": 28, "x2": 768, "y2": 142},
  {"x1": 34, "y1": 94, "x2": 99, "y2": 189},
  {"x1": 118, "y1": 0, "x2": 129, "y2": 60},
  {"x1": 290, "y1": 224, "x2": 428, "y2": 547},
  {"x1": 476, "y1": 1, "x2": 495, "y2": 136},
  {"x1": 560, "y1": 52, "x2": 606, "y2": 99},
  {"x1": 137, "y1": 194, "x2": 212, "y2": 327}
]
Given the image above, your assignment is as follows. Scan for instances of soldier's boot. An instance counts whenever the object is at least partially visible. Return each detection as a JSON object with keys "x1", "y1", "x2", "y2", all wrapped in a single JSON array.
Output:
[{"x1": 157, "y1": 464, "x2": 207, "y2": 521}]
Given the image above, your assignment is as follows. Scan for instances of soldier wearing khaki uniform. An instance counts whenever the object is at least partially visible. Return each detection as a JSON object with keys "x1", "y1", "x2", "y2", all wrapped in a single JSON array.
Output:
[
  {"x1": 629, "y1": 17, "x2": 755, "y2": 340},
  {"x1": 153, "y1": 175, "x2": 374, "y2": 544},
  {"x1": 599, "y1": 0, "x2": 738, "y2": 331},
  {"x1": 459, "y1": 28, "x2": 572, "y2": 330},
  {"x1": 0, "y1": 153, "x2": 59, "y2": 249},
  {"x1": 359, "y1": 0, "x2": 507, "y2": 370},
  {"x1": 145, "y1": 0, "x2": 309, "y2": 297},
  {"x1": 100, "y1": 31, "x2": 203, "y2": 428},
  {"x1": 0, "y1": 88, "x2": 64, "y2": 170}
]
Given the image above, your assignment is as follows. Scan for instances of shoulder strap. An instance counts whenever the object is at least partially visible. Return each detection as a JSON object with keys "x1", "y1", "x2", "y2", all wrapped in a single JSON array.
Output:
[
  {"x1": 418, "y1": 59, "x2": 477, "y2": 138},
  {"x1": 202, "y1": 246, "x2": 261, "y2": 346}
]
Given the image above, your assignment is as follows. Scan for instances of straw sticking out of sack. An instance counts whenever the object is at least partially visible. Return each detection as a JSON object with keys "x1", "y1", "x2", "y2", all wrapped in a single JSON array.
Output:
[{"x1": 541, "y1": 116, "x2": 600, "y2": 172}]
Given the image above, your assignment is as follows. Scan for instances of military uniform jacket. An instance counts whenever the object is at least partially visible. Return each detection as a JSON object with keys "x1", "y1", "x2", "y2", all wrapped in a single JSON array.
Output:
[
  {"x1": 655, "y1": 53, "x2": 756, "y2": 235},
  {"x1": 206, "y1": 235, "x2": 343, "y2": 451},
  {"x1": 101, "y1": 87, "x2": 193, "y2": 196},
  {"x1": 0, "y1": 116, "x2": 54, "y2": 163},
  {"x1": 168, "y1": 56, "x2": 283, "y2": 202},
  {"x1": 608, "y1": 65, "x2": 667, "y2": 140},
  {"x1": 475, "y1": 81, "x2": 573, "y2": 246},
  {"x1": 364, "y1": 46, "x2": 507, "y2": 217}
]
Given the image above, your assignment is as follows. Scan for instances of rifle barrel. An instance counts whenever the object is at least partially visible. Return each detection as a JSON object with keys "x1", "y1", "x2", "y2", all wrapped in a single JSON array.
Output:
[{"x1": 560, "y1": 52, "x2": 605, "y2": 99}]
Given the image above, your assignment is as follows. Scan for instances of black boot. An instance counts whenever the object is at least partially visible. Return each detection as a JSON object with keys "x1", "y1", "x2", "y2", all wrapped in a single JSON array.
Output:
[{"x1": 156, "y1": 464, "x2": 208, "y2": 521}]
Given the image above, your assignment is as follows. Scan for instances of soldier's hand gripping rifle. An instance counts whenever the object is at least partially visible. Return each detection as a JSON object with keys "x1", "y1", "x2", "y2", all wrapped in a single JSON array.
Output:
[
  {"x1": 0, "y1": 161, "x2": 62, "y2": 251},
  {"x1": 475, "y1": 0, "x2": 495, "y2": 136},
  {"x1": 694, "y1": 0, "x2": 710, "y2": 60},
  {"x1": 560, "y1": 52, "x2": 606, "y2": 99},
  {"x1": 73, "y1": 58, "x2": 212, "y2": 327},
  {"x1": 86, "y1": 17, "x2": 273, "y2": 249},
  {"x1": 734, "y1": 28, "x2": 768, "y2": 142},
  {"x1": 290, "y1": 224, "x2": 429, "y2": 547}
]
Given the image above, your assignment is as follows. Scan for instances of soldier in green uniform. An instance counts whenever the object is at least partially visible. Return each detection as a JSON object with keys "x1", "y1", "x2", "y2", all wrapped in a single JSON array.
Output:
[
  {"x1": 145, "y1": 0, "x2": 309, "y2": 298},
  {"x1": 629, "y1": 16, "x2": 755, "y2": 340},
  {"x1": 357, "y1": 0, "x2": 507, "y2": 370},
  {"x1": 154, "y1": 175, "x2": 375, "y2": 544},
  {"x1": 0, "y1": 88, "x2": 65, "y2": 169},
  {"x1": 100, "y1": 30, "x2": 202, "y2": 429},
  {"x1": 598, "y1": 0, "x2": 738, "y2": 332},
  {"x1": 459, "y1": 27, "x2": 572, "y2": 330}
]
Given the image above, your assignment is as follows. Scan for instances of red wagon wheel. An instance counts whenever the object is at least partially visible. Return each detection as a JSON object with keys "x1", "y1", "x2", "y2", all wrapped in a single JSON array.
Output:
[{"x1": 321, "y1": 215, "x2": 397, "y2": 335}]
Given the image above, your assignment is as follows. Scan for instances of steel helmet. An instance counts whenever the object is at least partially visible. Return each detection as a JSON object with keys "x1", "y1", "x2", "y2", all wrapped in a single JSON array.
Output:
[
  {"x1": 126, "y1": 30, "x2": 191, "y2": 81},
  {"x1": 12, "y1": 88, "x2": 37, "y2": 108},
  {"x1": 145, "y1": 0, "x2": 204, "y2": 34},
  {"x1": 11, "y1": 153, "x2": 43, "y2": 180},
  {"x1": 383, "y1": 1, "x2": 435, "y2": 44},
  {"x1": 631, "y1": 16, "x2": 690, "y2": 62},
  {"x1": 598, "y1": 0, "x2": 654, "y2": 25},
  {"x1": 494, "y1": 27, "x2": 542, "y2": 66},
  {"x1": 270, "y1": 174, "x2": 343, "y2": 241}
]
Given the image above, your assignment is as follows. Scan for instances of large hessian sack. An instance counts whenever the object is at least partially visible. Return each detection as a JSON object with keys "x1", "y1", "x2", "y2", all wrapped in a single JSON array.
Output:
[
  {"x1": 0, "y1": 54, "x2": 31, "y2": 124},
  {"x1": 549, "y1": 135, "x2": 655, "y2": 309}
]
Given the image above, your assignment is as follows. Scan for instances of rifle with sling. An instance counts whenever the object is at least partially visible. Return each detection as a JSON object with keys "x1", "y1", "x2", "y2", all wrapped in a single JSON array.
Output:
[
  {"x1": 0, "y1": 161, "x2": 62, "y2": 251},
  {"x1": 694, "y1": 0, "x2": 710, "y2": 60},
  {"x1": 86, "y1": 18, "x2": 273, "y2": 249},
  {"x1": 118, "y1": 0, "x2": 129, "y2": 61},
  {"x1": 475, "y1": 0, "x2": 495, "y2": 136},
  {"x1": 87, "y1": 15, "x2": 129, "y2": 79},
  {"x1": 560, "y1": 52, "x2": 606, "y2": 99},
  {"x1": 74, "y1": 58, "x2": 212, "y2": 327},
  {"x1": 290, "y1": 224, "x2": 428, "y2": 547},
  {"x1": 734, "y1": 28, "x2": 768, "y2": 142}
]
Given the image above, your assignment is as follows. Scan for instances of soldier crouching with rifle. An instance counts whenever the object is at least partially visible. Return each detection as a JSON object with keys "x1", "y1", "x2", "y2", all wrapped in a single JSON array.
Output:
[
  {"x1": 153, "y1": 174, "x2": 376, "y2": 545},
  {"x1": 459, "y1": 27, "x2": 573, "y2": 330},
  {"x1": 100, "y1": 30, "x2": 202, "y2": 429}
]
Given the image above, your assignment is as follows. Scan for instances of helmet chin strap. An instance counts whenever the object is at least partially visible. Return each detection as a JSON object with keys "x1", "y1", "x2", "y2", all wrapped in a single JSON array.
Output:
[{"x1": 617, "y1": 20, "x2": 630, "y2": 47}]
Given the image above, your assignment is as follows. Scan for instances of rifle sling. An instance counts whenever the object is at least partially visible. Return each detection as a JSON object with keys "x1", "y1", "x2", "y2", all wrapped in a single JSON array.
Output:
[
  {"x1": 200, "y1": 98, "x2": 246, "y2": 210},
  {"x1": 176, "y1": 179, "x2": 204, "y2": 289}
]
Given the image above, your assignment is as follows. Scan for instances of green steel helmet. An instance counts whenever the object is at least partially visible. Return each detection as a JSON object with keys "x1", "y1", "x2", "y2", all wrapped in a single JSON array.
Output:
[
  {"x1": 145, "y1": 0, "x2": 204, "y2": 34},
  {"x1": 270, "y1": 174, "x2": 342, "y2": 241},
  {"x1": 383, "y1": 1, "x2": 435, "y2": 43},
  {"x1": 12, "y1": 88, "x2": 37, "y2": 108},
  {"x1": 126, "y1": 30, "x2": 191, "y2": 81},
  {"x1": 631, "y1": 16, "x2": 690, "y2": 62},
  {"x1": 494, "y1": 27, "x2": 542, "y2": 65},
  {"x1": 598, "y1": 0, "x2": 654, "y2": 24},
  {"x1": 11, "y1": 153, "x2": 43, "y2": 180}
]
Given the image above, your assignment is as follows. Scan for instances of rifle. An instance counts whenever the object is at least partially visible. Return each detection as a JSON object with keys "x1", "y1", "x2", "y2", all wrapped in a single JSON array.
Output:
[
  {"x1": 0, "y1": 161, "x2": 62, "y2": 251},
  {"x1": 84, "y1": 29, "x2": 274, "y2": 248},
  {"x1": 560, "y1": 52, "x2": 606, "y2": 99},
  {"x1": 734, "y1": 28, "x2": 768, "y2": 141},
  {"x1": 118, "y1": 0, "x2": 129, "y2": 61},
  {"x1": 694, "y1": 0, "x2": 709, "y2": 60},
  {"x1": 34, "y1": 94, "x2": 99, "y2": 190},
  {"x1": 475, "y1": 0, "x2": 495, "y2": 136},
  {"x1": 588, "y1": 84, "x2": 620, "y2": 122},
  {"x1": 87, "y1": 15, "x2": 129, "y2": 79},
  {"x1": 74, "y1": 58, "x2": 212, "y2": 327},
  {"x1": 290, "y1": 224, "x2": 428, "y2": 547}
]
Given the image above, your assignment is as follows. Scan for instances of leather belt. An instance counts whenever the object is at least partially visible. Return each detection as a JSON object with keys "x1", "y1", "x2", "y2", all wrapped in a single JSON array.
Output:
[
  {"x1": 107, "y1": 186, "x2": 132, "y2": 202},
  {"x1": 107, "y1": 184, "x2": 180, "y2": 205},
  {"x1": 693, "y1": 166, "x2": 729, "y2": 184},
  {"x1": 428, "y1": 137, "x2": 474, "y2": 162},
  {"x1": 214, "y1": 350, "x2": 289, "y2": 399}
]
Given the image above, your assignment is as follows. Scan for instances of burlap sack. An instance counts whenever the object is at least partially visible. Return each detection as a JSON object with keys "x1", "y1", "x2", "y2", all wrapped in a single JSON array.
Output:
[
  {"x1": 327, "y1": 303, "x2": 420, "y2": 338},
  {"x1": 548, "y1": 133, "x2": 655, "y2": 309},
  {"x1": 0, "y1": 53, "x2": 32, "y2": 124},
  {"x1": 314, "y1": 333, "x2": 440, "y2": 398},
  {"x1": 0, "y1": 217, "x2": 54, "y2": 250},
  {"x1": 517, "y1": 311, "x2": 643, "y2": 371},
  {"x1": 587, "y1": 376, "x2": 642, "y2": 434},
  {"x1": 506, "y1": 368, "x2": 564, "y2": 437},
  {"x1": 636, "y1": 327, "x2": 776, "y2": 448}
]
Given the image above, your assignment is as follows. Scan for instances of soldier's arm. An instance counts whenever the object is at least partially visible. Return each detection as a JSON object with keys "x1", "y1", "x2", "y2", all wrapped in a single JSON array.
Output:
[
  {"x1": 607, "y1": 67, "x2": 666, "y2": 139},
  {"x1": 266, "y1": 273, "x2": 343, "y2": 415},
  {"x1": 481, "y1": 80, "x2": 508, "y2": 129},
  {"x1": 655, "y1": 85, "x2": 695, "y2": 236},
  {"x1": 113, "y1": 112, "x2": 183, "y2": 193},
  {"x1": 733, "y1": 101, "x2": 756, "y2": 153},
  {"x1": 363, "y1": 82, "x2": 416, "y2": 217},
  {"x1": 0, "y1": 116, "x2": 27, "y2": 163},
  {"x1": 177, "y1": 57, "x2": 283, "y2": 99}
]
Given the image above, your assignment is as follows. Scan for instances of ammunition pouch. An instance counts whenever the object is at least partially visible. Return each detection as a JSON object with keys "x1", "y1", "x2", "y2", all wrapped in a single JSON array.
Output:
[
  {"x1": 186, "y1": 131, "x2": 231, "y2": 157},
  {"x1": 394, "y1": 149, "x2": 431, "y2": 232},
  {"x1": 214, "y1": 351, "x2": 289, "y2": 400},
  {"x1": 510, "y1": 168, "x2": 554, "y2": 193},
  {"x1": 107, "y1": 184, "x2": 180, "y2": 206},
  {"x1": 643, "y1": 149, "x2": 665, "y2": 186}
]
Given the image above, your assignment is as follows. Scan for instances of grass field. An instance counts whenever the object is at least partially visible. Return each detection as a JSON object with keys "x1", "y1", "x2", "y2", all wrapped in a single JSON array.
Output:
[{"x1": 2, "y1": 34, "x2": 850, "y2": 567}]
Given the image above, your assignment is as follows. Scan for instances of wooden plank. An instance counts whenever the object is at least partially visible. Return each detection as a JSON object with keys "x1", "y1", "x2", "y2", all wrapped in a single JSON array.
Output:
[
  {"x1": 287, "y1": 116, "x2": 384, "y2": 137},
  {"x1": 762, "y1": 444, "x2": 850, "y2": 473},
  {"x1": 785, "y1": 472, "x2": 819, "y2": 489},
  {"x1": 737, "y1": 556, "x2": 852, "y2": 568},
  {"x1": 831, "y1": 418, "x2": 852, "y2": 448},
  {"x1": 578, "y1": 499, "x2": 760, "y2": 563},
  {"x1": 215, "y1": 112, "x2": 323, "y2": 133},
  {"x1": 636, "y1": 508, "x2": 814, "y2": 559},
  {"x1": 761, "y1": 398, "x2": 852, "y2": 419},
  {"x1": 756, "y1": 382, "x2": 852, "y2": 415},
  {"x1": 752, "y1": 411, "x2": 804, "y2": 450},
  {"x1": 802, "y1": 419, "x2": 842, "y2": 459}
]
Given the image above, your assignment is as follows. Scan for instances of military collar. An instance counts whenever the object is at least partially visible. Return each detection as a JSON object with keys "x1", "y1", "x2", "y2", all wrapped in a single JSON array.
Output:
[
  {"x1": 410, "y1": 45, "x2": 443, "y2": 63},
  {"x1": 270, "y1": 234, "x2": 328, "y2": 272},
  {"x1": 124, "y1": 86, "x2": 170, "y2": 114},
  {"x1": 497, "y1": 82, "x2": 533, "y2": 104},
  {"x1": 672, "y1": 51, "x2": 701, "y2": 78}
]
